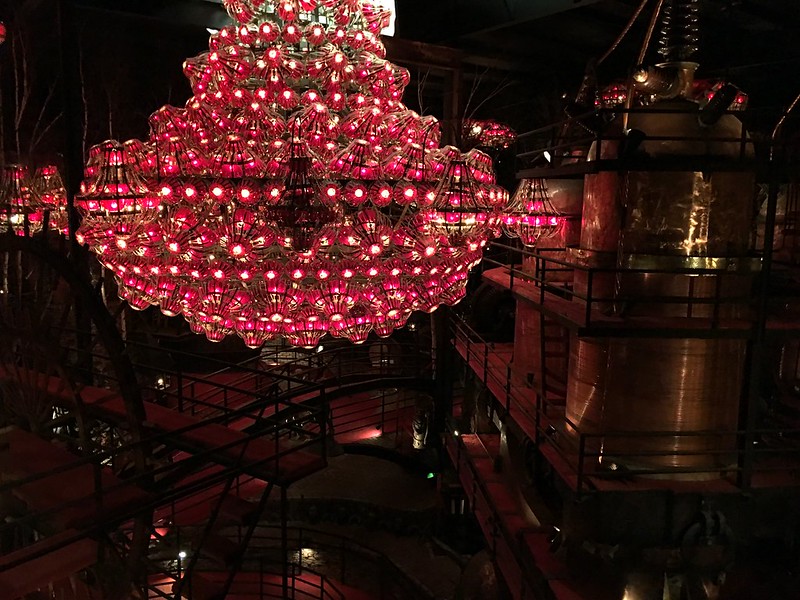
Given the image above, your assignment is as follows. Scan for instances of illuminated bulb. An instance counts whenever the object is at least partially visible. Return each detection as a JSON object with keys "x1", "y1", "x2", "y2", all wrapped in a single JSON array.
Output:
[{"x1": 73, "y1": 0, "x2": 505, "y2": 348}]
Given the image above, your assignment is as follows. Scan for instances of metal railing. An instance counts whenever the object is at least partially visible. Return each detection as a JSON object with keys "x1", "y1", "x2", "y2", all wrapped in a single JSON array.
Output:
[
  {"x1": 0, "y1": 329, "x2": 435, "y2": 584},
  {"x1": 515, "y1": 105, "x2": 796, "y2": 173},
  {"x1": 446, "y1": 434, "x2": 543, "y2": 600},
  {"x1": 483, "y1": 241, "x2": 757, "y2": 333},
  {"x1": 143, "y1": 524, "x2": 435, "y2": 600},
  {"x1": 450, "y1": 313, "x2": 800, "y2": 494},
  {"x1": 451, "y1": 318, "x2": 517, "y2": 412},
  {"x1": 563, "y1": 419, "x2": 800, "y2": 494}
]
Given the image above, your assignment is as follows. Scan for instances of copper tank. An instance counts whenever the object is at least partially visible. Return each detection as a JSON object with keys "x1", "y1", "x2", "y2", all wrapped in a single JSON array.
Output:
[{"x1": 565, "y1": 96, "x2": 756, "y2": 476}]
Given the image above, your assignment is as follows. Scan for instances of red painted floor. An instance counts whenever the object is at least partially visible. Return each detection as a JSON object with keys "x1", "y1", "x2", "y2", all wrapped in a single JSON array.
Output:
[{"x1": 150, "y1": 570, "x2": 374, "y2": 600}]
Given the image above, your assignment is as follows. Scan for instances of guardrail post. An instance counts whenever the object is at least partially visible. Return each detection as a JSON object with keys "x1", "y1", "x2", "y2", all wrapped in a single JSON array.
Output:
[
  {"x1": 505, "y1": 364, "x2": 512, "y2": 413},
  {"x1": 483, "y1": 344, "x2": 488, "y2": 384},
  {"x1": 585, "y1": 270, "x2": 594, "y2": 327},
  {"x1": 381, "y1": 387, "x2": 386, "y2": 431},
  {"x1": 577, "y1": 434, "x2": 586, "y2": 495},
  {"x1": 340, "y1": 540, "x2": 346, "y2": 583},
  {"x1": 177, "y1": 369, "x2": 184, "y2": 413},
  {"x1": 712, "y1": 273, "x2": 723, "y2": 328},
  {"x1": 320, "y1": 389, "x2": 328, "y2": 463},
  {"x1": 282, "y1": 486, "x2": 289, "y2": 599},
  {"x1": 541, "y1": 251, "x2": 547, "y2": 291}
]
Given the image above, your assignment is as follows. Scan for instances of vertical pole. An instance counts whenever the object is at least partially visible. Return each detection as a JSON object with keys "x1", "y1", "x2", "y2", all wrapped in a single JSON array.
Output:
[
  {"x1": 577, "y1": 433, "x2": 586, "y2": 495},
  {"x1": 281, "y1": 486, "x2": 289, "y2": 598},
  {"x1": 380, "y1": 387, "x2": 386, "y2": 431},
  {"x1": 57, "y1": 0, "x2": 83, "y2": 257},
  {"x1": 432, "y1": 307, "x2": 452, "y2": 439},
  {"x1": 739, "y1": 166, "x2": 780, "y2": 488},
  {"x1": 444, "y1": 67, "x2": 463, "y2": 146},
  {"x1": 739, "y1": 94, "x2": 799, "y2": 486},
  {"x1": 58, "y1": 0, "x2": 95, "y2": 386}
]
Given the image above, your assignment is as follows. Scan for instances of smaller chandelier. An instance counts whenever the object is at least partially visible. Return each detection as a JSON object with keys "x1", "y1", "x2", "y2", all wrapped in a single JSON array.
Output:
[
  {"x1": 502, "y1": 178, "x2": 562, "y2": 247},
  {"x1": 0, "y1": 163, "x2": 68, "y2": 236},
  {"x1": 462, "y1": 119, "x2": 517, "y2": 150}
]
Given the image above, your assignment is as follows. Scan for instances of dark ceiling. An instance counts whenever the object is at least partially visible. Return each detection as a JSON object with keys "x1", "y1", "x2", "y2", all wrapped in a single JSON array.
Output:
[
  {"x1": 64, "y1": 0, "x2": 800, "y2": 109},
  {"x1": 2, "y1": 0, "x2": 799, "y2": 161},
  {"x1": 397, "y1": 0, "x2": 800, "y2": 103}
]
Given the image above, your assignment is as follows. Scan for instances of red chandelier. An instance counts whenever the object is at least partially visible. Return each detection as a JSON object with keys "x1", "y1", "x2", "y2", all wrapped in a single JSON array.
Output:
[
  {"x1": 462, "y1": 119, "x2": 517, "y2": 150},
  {"x1": 75, "y1": 0, "x2": 510, "y2": 348},
  {"x1": 0, "y1": 163, "x2": 68, "y2": 236},
  {"x1": 501, "y1": 178, "x2": 562, "y2": 248}
]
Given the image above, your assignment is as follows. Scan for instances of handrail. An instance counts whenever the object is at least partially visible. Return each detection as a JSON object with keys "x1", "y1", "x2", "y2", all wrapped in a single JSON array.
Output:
[
  {"x1": 482, "y1": 241, "x2": 756, "y2": 331},
  {"x1": 145, "y1": 524, "x2": 435, "y2": 600},
  {"x1": 0, "y1": 337, "x2": 431, "y2": 501},
  {"x1": 449, "y1": 312, "x2": 800, "y2": 495},
  {"x1": 514, "y1": 104, "x2": 797, "y2": 173},
  {"x1": 0, "y1": 331, "x2": 436, "y2": 572},
  {"x1": 448, "y1": 433, "x2": 541, "y2": 600}
]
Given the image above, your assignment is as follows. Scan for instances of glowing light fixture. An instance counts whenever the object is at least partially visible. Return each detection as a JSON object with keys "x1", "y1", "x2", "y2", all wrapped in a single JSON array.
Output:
[
  {"x1": 502, "y1": 178, "x2": 562, "y2": 247},
  {"x1": 462, "y1": 119, "x2": 517, "y2": 150},
  {"x1": 0, "y1": 164, "x2": 68, "y2": 236},
  {"x1": 76, "y1": 0, "x2": 507, "y2": 348}
]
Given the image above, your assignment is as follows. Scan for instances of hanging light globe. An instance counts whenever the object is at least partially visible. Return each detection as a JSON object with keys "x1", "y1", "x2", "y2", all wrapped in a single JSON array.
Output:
[
  {"x1": 0, "y1": 163, "x2": 70, "y2": 237},
  {"x1": 502, "y1": 178, "x2": 563, "y2": 247},
  {"x1": 76, "y1": 0, "x2": 507, "y2": 347}
]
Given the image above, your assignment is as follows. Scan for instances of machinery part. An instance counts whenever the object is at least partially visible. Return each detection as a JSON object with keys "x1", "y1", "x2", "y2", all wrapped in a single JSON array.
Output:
[
  {"x1": 566, "y1": 335, "x2": 743, "y2": 474},
  {"x1": 658, "y1": 0, "x2": 700, "y2": 62}
]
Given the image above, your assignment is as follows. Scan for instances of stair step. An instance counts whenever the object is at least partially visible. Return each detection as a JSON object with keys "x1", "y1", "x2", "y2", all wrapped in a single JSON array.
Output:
[
  {"x1": 219, "y1": 495, "x2": 262, "y2": 526},
  {"x1": 202, "y1": 534, "x2": 241, "y2": 566}
]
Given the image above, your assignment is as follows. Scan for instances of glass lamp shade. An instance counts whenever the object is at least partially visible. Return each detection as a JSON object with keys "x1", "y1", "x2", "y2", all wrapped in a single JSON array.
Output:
[
  {"x1": 0, "y1": 163, "x2": 69, "y2": 236},
  {"x1": 426, "y1": 158, "x2": 494, "y2": 246},
  {"x1": 76, "y1": 0, "x2": 510, "y2": 348},
  {"x1": 502, "y1": 178, "x2": 563, "y2": 247},
  {"x1": 0, "y1": 165, "x2": 38, "y2": 235},
  {"x1": 31, "y1": 166, "x2": 69, "y2": 234},
  {"x1": 462, "y1": 119, "x2": 517, "y2": 150}
]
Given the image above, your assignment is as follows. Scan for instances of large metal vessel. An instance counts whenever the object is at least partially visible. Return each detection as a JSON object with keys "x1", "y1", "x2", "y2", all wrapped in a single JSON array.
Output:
[{"x1": 563, "y1": 5, "x2": 757, "y2": 475}]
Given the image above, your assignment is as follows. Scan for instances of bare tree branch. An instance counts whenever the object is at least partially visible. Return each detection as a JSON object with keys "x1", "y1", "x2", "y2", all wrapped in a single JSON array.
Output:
[
  {"x1": 30, "y1": 113, "x2": 62, "y2": 157},
  {"x1": 417, "y1": 67, "x2": 430, "y2": 116},
  {"x1": 10, "y1": 12, "x2": 34, "y2": 157},
  {"x1": 463, "y1": 65, "x2": 516, "y2": 123},
  {"x1": 78, "y1": 32, "x2": 88, "y2": 157},
  {"x1": 28, "y1": 80, "x2": 61, "y2": 156}
]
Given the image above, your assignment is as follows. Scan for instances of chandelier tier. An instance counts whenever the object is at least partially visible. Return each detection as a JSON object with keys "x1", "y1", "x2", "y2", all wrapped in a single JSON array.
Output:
[{"x1": 76, "y1": 0, "x2": 507, "y2": 348}]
